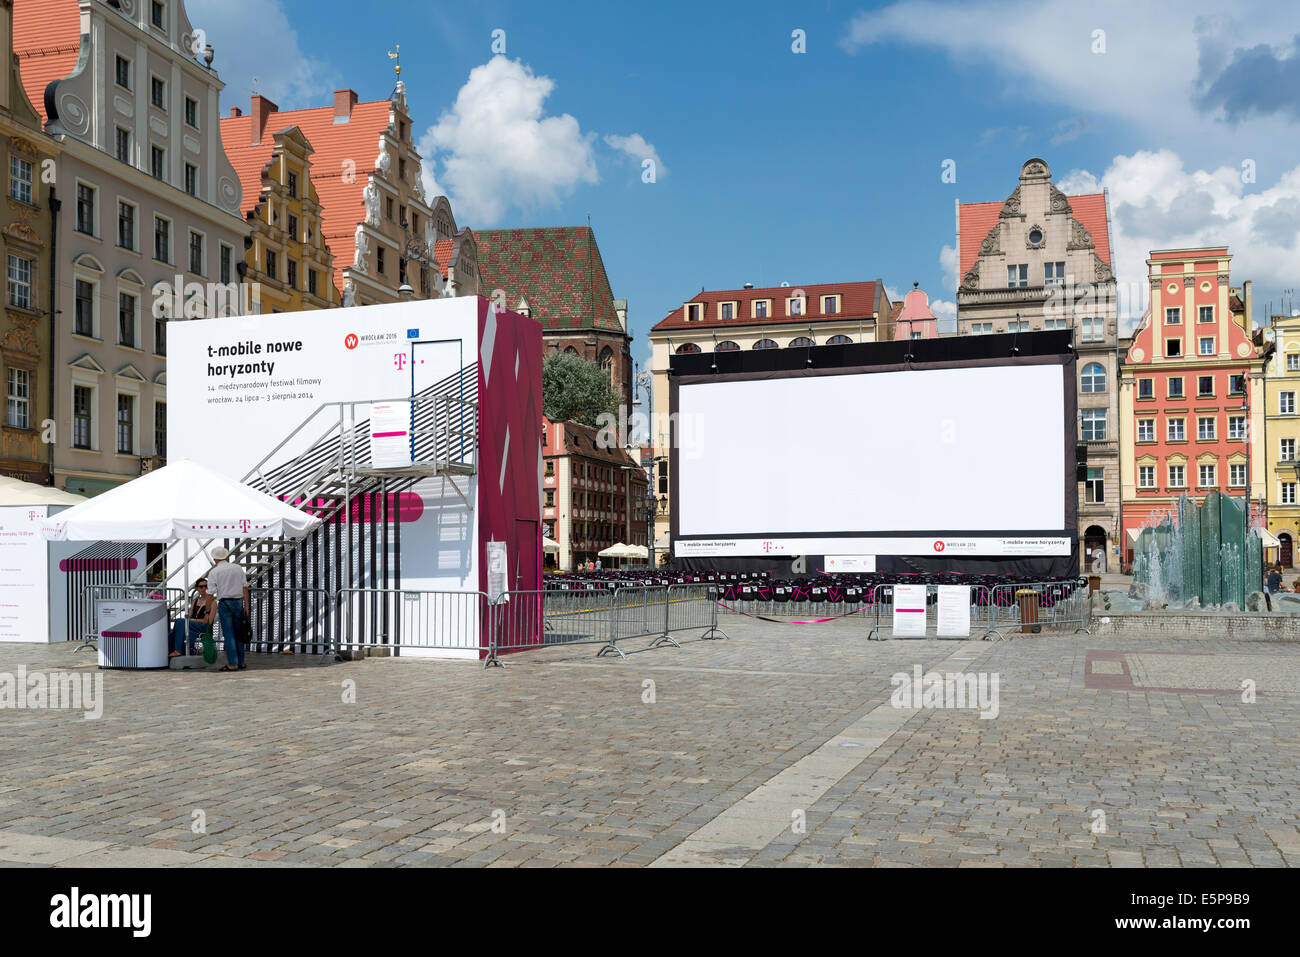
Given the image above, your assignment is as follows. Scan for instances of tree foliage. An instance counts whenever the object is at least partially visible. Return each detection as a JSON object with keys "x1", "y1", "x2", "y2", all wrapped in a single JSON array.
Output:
[{"x1": 542, "y1": 352, "x2": 618, "y2": 427}]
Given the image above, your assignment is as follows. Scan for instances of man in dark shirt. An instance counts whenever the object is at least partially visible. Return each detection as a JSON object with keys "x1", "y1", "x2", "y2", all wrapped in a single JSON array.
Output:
[{"x1": 1267, "y1": 565, "x2": 1285, "y2": 594}]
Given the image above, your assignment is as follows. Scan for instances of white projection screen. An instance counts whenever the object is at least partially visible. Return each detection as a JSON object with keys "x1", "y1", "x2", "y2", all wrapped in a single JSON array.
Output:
[{"x1": 674, "y1": 363, "x2": 1068, "y2": 555}]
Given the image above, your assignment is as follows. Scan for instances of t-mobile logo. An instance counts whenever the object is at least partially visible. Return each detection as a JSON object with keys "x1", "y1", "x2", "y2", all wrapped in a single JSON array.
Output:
[
  {"x1": 238, "y1": 519, "x2": 252, "y2": 533},
  {"x1": 393, "y1": 353, "x2": 408, "y2": 371}
]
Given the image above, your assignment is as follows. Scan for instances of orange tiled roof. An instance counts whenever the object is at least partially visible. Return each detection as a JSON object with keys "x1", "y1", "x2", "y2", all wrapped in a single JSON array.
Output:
[
  {"x1": 651, "y1": 281, "x2": 884, "y2": 332},
  {"x1": 959, "y1": 192, "x2": 1111, "y2": 277},
  {"x1": 13, "y1": 0, "x2": 82, "y2": 127},
  {"x1": 219, "y1": 115, "x2": 277, "y2": 218},
  {"x1": 433, "y1": 239, "x2": 454, "y2": 278}
]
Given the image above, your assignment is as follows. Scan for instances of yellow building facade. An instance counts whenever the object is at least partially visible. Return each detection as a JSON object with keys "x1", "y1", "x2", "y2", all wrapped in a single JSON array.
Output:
[{"x1": 1263, "y1": 313, "x2": 1300, "y2": 567}]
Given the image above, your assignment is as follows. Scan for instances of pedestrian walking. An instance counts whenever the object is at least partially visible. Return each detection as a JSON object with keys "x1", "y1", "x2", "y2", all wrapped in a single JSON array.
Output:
[{"x1": 206, "y1": 546, "x2": 250, "y2": 671}]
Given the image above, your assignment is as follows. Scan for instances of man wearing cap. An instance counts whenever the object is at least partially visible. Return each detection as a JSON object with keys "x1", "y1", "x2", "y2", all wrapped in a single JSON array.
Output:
[{"x1": 206, "y1": 546, "x2": 249, "y2": 671}]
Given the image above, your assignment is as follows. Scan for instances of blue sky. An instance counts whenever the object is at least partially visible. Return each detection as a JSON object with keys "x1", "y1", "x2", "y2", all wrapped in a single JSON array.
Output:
[{"x1": 190, "y1": 0, "x2": 1300, "y2": 369}]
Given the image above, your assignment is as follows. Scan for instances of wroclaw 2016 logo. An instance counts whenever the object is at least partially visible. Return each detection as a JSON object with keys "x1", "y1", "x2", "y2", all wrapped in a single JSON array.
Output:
[{"x1": 344, "y1": 333, "x2": 359, "y2": 350}]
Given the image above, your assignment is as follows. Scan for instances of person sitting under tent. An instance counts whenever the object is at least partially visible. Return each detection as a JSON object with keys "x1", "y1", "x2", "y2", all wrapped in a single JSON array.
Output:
[{"x1": 169, "y1": 578, "x2": 215, "y2": 657}]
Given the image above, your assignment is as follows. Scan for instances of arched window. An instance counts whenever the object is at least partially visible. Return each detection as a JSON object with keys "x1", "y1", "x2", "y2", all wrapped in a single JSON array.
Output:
[
  {"x1": 675, "y1": 343, "x2": 701, "y2": 354},
  {"x1": 598, "y1": 346, "x2": 614, "y2": 386},
  {"x1": 715, "y1": 340, "x2": 740, "y2": 352},
  {"x1": 826, "y1": 335, "x2": 852, "y2": 345},
  {"x1": 563, "y1": 346, "x2": 579, "y2": 357},
  {"x1": 1081, "y1": 362, "x2": 1106, "y2": 393},
  {"x1": 752, "y1": 339, "x2": 778, "y2": 350},
  {"x1": 789, "y1": 337, "x2": 814, "y2": 348}
]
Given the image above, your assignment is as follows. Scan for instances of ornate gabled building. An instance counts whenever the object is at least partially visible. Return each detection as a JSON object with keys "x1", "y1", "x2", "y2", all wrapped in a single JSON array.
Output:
[
  {"x1": 221, "y1": 94, "x2": 339, "y2": 312},
  {"x1": 15, "y1": 0, "x2": 249, "y2": 496},
  {"x1": 0, "y1": 0, "x2": 57, "y2": 484},
  {"x1": 957, "y1": 158, "x2": 1120, "y2": 571},
  {"x1": 231, "y1": 82, "x2": 478, "y2": 308},
  {"x1": 474, "y1": 225, "x2": 632, "y2": 410}
]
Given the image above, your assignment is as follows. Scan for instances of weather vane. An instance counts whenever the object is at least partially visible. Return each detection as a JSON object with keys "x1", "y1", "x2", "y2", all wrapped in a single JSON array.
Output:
[{"x1": 388, "y1": 45, "x2": 401, "y2": 77}]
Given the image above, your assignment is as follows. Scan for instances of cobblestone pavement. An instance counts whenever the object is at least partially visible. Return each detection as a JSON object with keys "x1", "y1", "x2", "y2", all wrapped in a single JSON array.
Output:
[{"x1": 1, "y1": 618, "x2": 1298, "y2": 867}]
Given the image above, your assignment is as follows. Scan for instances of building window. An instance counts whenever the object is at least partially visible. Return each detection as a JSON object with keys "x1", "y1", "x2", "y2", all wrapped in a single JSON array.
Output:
[
  {"x1": 1007, "y1": 264, "x2": 1028, "y2": 288},
  {"x1": 376, "y1": 247, "x2": 385, "y2": 274},
  {"x1": 184, "y1": 163, "x2": 198, "y2": 197},
  {"x1": 1081, "y1": 317, "x2": 1104, "y2": 342},
  {"x1": 286, "y1": 259, "x2": 297, "y2": 290},
  {"x1": 287, "y1": 213, "x2": 299, "y2": 240},
  {"x1": 1165, "y1": 307, "x2": 1181, "y2": 324},
  {"x1": 675, "y1": 343, "x2": 700, "y2": 354},
  {"x1": 823, "y1": 296, "x2": 839, "y2": 315},
  {"x1": 1008, "y1": 319, "x2": 1029, "y2": 333},
  {"x1": 1076, "y1": 466, "x2": 1102, "y2": 504},
  {"x1": 154, "y1": 402, "x2": 166, "y2": 458},
  {"x1": 287, "y1": 171, "x2": 298, "y2": 198},
  {"x1": 385, "y1": 197, "x2": 394, "y2": 220},
  {"x1": 1168, "y1": 418, "x2": 1186, "y2": 442},
  {"x1": 1284, "y1": 482, "x2": 1298, "y2": 506},
  {"x1": 685, "y1": 304, "x2": 701, "y2": 322},
  {"x1": 115, "y1": 127, "x2": 132, "y2": 164},
  {"x1": 789, "y1": 336, "x2": 814, "y2": 348},
  {"x1": 115, "y1": 55, "x2": 131, "y2": 90},
  {"x1": 155, "y1": 312, "x2": 166, "y2": 356},
  {"x1": 6, "y1": 369, "x2": 29, "y2": 429},
  {"x1": 188, "y1": 231, "x2": 204, "y2": 274},
  {"x1": 151, "y1": 146, "x2": 166, "y2": 181},
  {"x1": 970, "y1": 322, "x2": 993, "y2": 334},
  {"x1": 827, "y1": 334, "x2": 852, "y2": 345},
  {"x1": 118, "y1": 292, "x2": 136, "y2": 348},
  {"x1": 1166, "y1": 338, "x2": 1182, "y2": 357},
  {"x1": 1229, "y1": 374, "x2": 1246, "y2": 395},
  {"x1": 1199, "y1": 337, "x2": 1215, "y2": 355},
  {"x1": 752, "y1": 338, "x2": 778, "y2": 350},
  {"x1": 75, "y1": 183, "x2": 95, "y2": 234},
  {"x1": 153, "y1": 217, "x2": 170, "y2": 262},
  {"x1": 1081, "y1": 409, "x2": 1107, "y2": 441},
  {"x1": 1282, "y1": 438, "x2": 1296, "y2": 462},
  {"x1": 544, "y1": 489, "x2": 555, "y2": 507},
  {"x1": 1137, "y1": 378, "x2": 1153, "y2": 399},
  {"x1": 1043, "y1": 318, "x2": 1066, "y2": 330},
  {"x1": 1199, "y1": 306, "x2": 1214, "y2": 323},
  {"x1": 1230, "y1": 463, "x2": 1247, "y2": 487},
  {"x1": 715, "y1": 340, "x2": 739, "y2": 352},
  {"x1": 74, "y1": 279, "x2": 93, "y2": 335},
  {"x1": 1283, "y1": 392, "x2": 1296, "y2": 415},
  {"x1": 219, "y1": 244, "x2": 232, "y2": 285},
  {"x1": 265, "y1": 249, "x2": 277, "y2": 280},
  {"x1": 1044, "y1": 261, "x2": 1065, "y2": 286},
  {"x1": 72, "y1": 386, "x2": 92, "y2": 449},
  {"x1": 1138, "y1": 465, "x2": 1155, "y2": 489},
  {"x1": 1199, "y1": 464, "x2": 1216, "y2": 488},
  {"x1": 118, "y1": 201, "x2": 135, "y2": 250},
  {"x1": 184, "y1": 96, "x2": 198, "y2": 128},
  {"x1": 1167, "y1": 377, "x2": 1184, "y2": 398},
  {"x1": 718, "y1": 301, "x2": 733, "y2": 320},
  {"x1": 150, "y1": 1, "x2": 165, "y2": 29},
  {"x1": 116, "y1": 394, "x2": 134, "y2": 454},
  {"x1": 1229, "y1": 415, "x2": 1246, "y2": 439},
  {"x1": 755, "y1": 300, "x2": 768, "y2": 318},
  {"x1": 790, "y1": 298, "x2": 803, "y2": 316},
  {"x1": 150, "y1": 76, "x2": 166, "y2": 110},
  {"x1": 1197, "y1": 416, "x2": 1216, "y2": 440},
  {"x1": 1080, "y1": 362, "x2": 1106, "y2": 393},
  {"x1": 1138, "y1": 418, "x2": 1154, "y2": 442},
  {"x1": 9, "y1": 156, "x2": 32, "y2": 204},
  {"x1": 307, "y1": 269, "x2": 318, "y2": 297},
  {"x1": 1198, "y1": 375, "x2": 1214, "y2": 396},
  {"x1": 1288, "y1": 353, "x2": 1300, "y2": 372},
  {"x1": 6, "y1": 255, "x2": 32, "y2": 310},
  {"x1": 1168, "y1": 464, "x2": 1185, "y2": 488}
]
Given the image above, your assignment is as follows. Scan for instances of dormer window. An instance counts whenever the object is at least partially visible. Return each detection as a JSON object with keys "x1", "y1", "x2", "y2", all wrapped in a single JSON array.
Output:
[
  {"x1": 685, "y1": 303, "x2": 702, "y2": 322},
  {"x1": 789, "y1": 297, "x2": 804, "y2": 316},
  {"x1": 822, "y1": 295, "x2": 839, "y2": 314},
  {"x1": 719, "y1": 302, "x2": 733, "y2": 320},
  {"x1": 753, "y1": 299, "x2": 769, "y2": 319}
]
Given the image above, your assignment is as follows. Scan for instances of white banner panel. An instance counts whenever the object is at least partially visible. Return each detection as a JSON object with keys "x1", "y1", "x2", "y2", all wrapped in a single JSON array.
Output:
[
  {"x1": 369, "y1": 401, "x2": 413, "y2": 468},
  {"x1": 892, "y1": 583, "x2": 928, "y2": 637},
  {"x1": 825, "y1": 555, "x2": 876, "y2": 572},
  {"x1": 674, "y1": 536, "x2": 1070, "y2": 557},
  {"x1": 937, "y1": 585, "x2": 972, "y2": 637},
  {"x1": 0, "y1": 506, "x2": 49, "y2": 642},
  {"x1": 677, "y1": 364, "x2": 1065, "y2": 538}
]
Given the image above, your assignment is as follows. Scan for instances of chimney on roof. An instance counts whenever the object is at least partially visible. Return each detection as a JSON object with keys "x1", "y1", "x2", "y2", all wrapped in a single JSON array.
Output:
[
  {"x1": 333, "y1": 88, "x2": 358, "y2": 124},
  {"x1": 230, "y1": 106, "x2": 242, "y2": 118},
  {"x1": 743, "y1": 282, "x2": 754, "y2": 289},
  {"x1": 250, "y1": 94, "x2": 279, "y2": 146}
]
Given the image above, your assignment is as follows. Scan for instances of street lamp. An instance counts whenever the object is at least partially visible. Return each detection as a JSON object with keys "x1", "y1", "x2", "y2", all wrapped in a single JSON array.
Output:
[{"x1": 398, "y1": 215, "x2": 437, "y2": 299}]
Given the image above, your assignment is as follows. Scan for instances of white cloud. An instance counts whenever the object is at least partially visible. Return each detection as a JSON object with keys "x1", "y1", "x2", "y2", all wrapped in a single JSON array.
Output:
[
  {"x1": 930, "y1": 298, "x2": 957, "y2": 322},
  {"x1": 604, "y1": 133, "x2": 668, "y2": 178},
  {"x1": 187, "y1": 0, "x2": 332, "y2": 109},
  {"x1": 939, "y1": 244, "x2": 960, "y2": 291},
  {"x1": 418, "y1": 56, "x2": 598, "y2": 225},
  {"x1": 1062, "y1": 149, "x2": 1300, "y2": 326}
]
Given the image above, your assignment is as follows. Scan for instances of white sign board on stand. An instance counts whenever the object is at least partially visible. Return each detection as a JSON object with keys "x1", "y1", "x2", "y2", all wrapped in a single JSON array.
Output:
[
  {"x1": 936, "y1": 585, "x2": 972, "y2": 637},
  {"x1": 97, "y1": 599, "x2": 169, "y2": 668},
  {"x1": 892, "y1": 583, "x2": 928, "y2": 637},
  {"x1": 368, "y1": 401, "x2": 413, "y2": 469},
  {"x1": 487, "y1": 541, "x2": 509, "y2": 603}
]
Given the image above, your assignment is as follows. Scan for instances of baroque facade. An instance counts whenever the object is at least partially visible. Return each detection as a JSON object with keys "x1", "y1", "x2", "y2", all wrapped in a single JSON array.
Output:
[{"x1": 956, "y1": 158, "x2": 1120, "y2": 571}]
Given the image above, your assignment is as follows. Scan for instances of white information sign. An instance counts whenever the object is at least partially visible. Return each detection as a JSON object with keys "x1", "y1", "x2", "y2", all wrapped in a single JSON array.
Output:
[
  {"x1": 97, "y1": 599, "x2": 169, "y2": 668},
  {"x1": 368, "y1": 401, "x2": 413, "y2": 469},
  {"x1": 936, "y1": 585, "x2": 972, "y2": 637},
  {"x1": 825, "y1": 555, "x2": 876, "y2": 572},
  {"x1": 487, "y1": 541, "x2": 509, "y2": 602},
  {"x1": 0, "y1": 506, "x2": 48, "y2": 642},
  {"x1": 892, "y1": 583, "x2": 928, "y2": 637}
]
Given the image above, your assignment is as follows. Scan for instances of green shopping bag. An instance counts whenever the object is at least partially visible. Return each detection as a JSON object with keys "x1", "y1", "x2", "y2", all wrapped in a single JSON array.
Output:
[{"x1": 200, "y1": 624, "x2": 217, "y2": 665}]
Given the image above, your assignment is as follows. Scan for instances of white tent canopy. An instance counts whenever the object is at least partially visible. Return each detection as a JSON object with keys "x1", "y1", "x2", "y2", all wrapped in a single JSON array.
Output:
[
  {"x1": 598, "y1": 542, "x2": 630, "y2": 558},
  {"x1": 0, "y1": 475, "x2": 86, "y2": 507},
  {"x1": 542, "y1": 536, "x2": 560, "y2": 554},
  {"x1": 621, "y1": 544, "x2": 648, "y2": 559},
  {"x1": 40, "y1": 459, "x2": 320, "y2": 542}
]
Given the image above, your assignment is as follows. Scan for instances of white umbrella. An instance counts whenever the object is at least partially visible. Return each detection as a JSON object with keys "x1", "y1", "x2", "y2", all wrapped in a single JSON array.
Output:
[
  {"x1": 542, "y1": 536, "x2": 560, "y2": 554},
  {"x1": 598, "y1": 542, "x2": 629, "y2": 559},
  {"x1": 0, "y1": 475, "x2": 86, "y2": 506}
]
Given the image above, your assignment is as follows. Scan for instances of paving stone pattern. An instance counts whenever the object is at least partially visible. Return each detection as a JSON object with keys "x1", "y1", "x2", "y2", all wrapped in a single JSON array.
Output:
[{"x1": 0, "y1": 619, "x2": 1297, "y2": 867}]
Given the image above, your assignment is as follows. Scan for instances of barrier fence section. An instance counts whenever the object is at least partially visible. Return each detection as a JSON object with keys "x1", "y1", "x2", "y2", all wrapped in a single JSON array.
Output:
[
  {"x1": 337, "y1": 588, "x2": 490, "y2": 661},
  {"x1": 866, "y1": 580, "x2": 1091, "y2": 640},
  {"x1": 247, "y1": 585, "x2": 334, "y2": 660},
  {"x1": 81, "y1": 584, "x2": 186, "y2": 651},
  {"x1": 714, "y1": 580, "x2": 878, "y2": 619}
]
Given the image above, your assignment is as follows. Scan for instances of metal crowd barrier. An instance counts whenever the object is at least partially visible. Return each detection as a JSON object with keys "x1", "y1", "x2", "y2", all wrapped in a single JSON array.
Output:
[
  {"x1": 79, "y1": 583, "x2": 186, "y2": 651},
  {"x1": 247, "y1": 585, "x2": 335, "y2": 662},
  {"x1": 866, "y1": 579, "x2": 1091, "y2": 640},
  {"x1": 335, "y1": 587, "x2": 491, "y2": 661}
]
